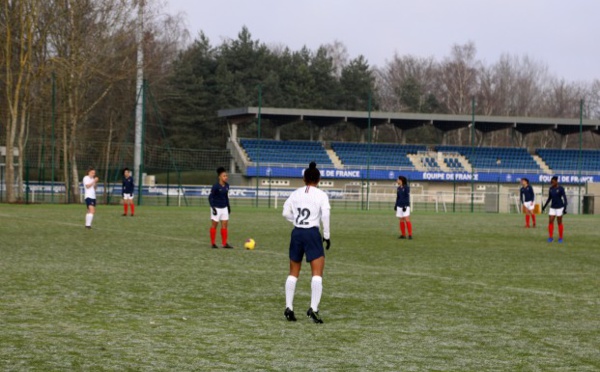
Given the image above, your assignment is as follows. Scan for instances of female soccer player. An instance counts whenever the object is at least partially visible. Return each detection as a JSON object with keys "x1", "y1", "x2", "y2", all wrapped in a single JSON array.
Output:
[
  {"x1": 282, "y1": 162, "x2": 331, "y2": 324},
  {"x1": 542, "y1": 176, "x2": 568, "y2": 243},
  {"x1": 520, "y1": 178, "x2": 536, "y2": 228},
  {"x1": 395, "y1": 175, "x2": 412, "y2": 239},
  {"x1": 82, "y1": 167, "x2": 99, "y2": 229},
  {"x1": 122, "y1": 168, "x2": 135, "y2": 216},
  {"x1": 208, "y1": 167, "x2": 233, "y2": 249}
]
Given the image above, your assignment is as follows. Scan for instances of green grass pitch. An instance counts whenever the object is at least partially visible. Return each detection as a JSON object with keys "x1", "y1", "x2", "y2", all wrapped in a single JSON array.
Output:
[{"x1": 1, "y1": 204, "x2": 599, "y2": 371}]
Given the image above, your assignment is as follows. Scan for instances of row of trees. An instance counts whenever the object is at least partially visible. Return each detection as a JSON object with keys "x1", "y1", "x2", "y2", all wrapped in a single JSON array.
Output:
[
  {"x1": 2, "y1": 1, "x2": 599, "y2": 202},
  {"x1": 1, "y1": 0, "x2": 181, "y2": 202}
]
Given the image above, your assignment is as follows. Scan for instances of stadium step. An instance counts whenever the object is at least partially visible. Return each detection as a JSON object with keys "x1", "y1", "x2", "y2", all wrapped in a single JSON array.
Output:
[
  {"x1": 455, "y1": 154, "x2": 472, "y2": 172},
  {"x1": 326, "y1": 149, "x2": 344, "y2": 169},
  {"x1": 407, "y1": 154, "x2": 427, "y2": 171},
  {"x1": 532, "y1": 154, "x2": 552, "y2": 174}
]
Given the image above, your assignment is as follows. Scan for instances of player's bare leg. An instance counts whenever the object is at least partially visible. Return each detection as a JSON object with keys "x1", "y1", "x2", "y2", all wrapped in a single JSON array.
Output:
[
  {"x1": 307, "y1": 256, "x2": 324, "y2": 323},
  {"x1": 285, "y1": 260, "x2": 302, "y2": 321}
]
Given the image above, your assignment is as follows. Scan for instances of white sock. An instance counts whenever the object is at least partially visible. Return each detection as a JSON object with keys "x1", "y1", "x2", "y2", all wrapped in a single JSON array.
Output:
[
  {"x1": 285, "y1": 275, "x2": 298, "y2": 310},
  {"x1": 310, "y1": 276, "x2": 323, "y2": 312},
  {"x1": 85, "y1": 213, "x2": 94, "y2": 227}
]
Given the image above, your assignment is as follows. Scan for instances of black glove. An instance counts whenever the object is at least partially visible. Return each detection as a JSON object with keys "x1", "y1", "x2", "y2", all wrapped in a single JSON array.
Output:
[
  {"x1": 227, "y1": 206, "x2": 231, "y2": 214},
  {"x1": 563, "y1": 207, "x2": 567, "y2": 215},
  {"x1": 323, "y1": 238, "x2": 331, "y2": 250},
  {"x1": 402, "y1": 206, "x2": 407, "y2": 212},
  {"x1": 211, "y1": 207, "x2": 217, "y2": 216},
  {"x1": 394, "y1": 206, "x2": 397, "y2": 211}
]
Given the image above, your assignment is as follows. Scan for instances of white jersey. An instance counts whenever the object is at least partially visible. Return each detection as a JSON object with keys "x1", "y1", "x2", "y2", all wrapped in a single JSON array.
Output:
[
  {"x1": 83, "y1": 175, "x2": 96, "y2": 199},
  {"x1": 282, "y1": 185, "x2": 331, "y2": 239}
]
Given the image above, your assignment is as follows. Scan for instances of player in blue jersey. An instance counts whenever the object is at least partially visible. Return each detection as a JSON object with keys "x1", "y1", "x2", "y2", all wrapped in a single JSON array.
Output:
[
  {"x1": 282, "y1": 162, "x2": 331, "y2": 324},
  {"x1": 208, "y1": 167, "x2": 233, "y2": 248},
  {"x1": 542, "y1": 176, "x2": 567, "y2": 243},
  {"x1": 395, "y1": 175, "x2": 412, "y2": 239},
  {"x1": 122, "y1": 168, "x2": 135, "y2": 216},
  {"x1": 520, "y1": 178, "x2": 535, "y2": 228}
]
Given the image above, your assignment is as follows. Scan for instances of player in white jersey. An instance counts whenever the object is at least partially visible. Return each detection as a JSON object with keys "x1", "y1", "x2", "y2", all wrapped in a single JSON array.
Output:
[
  {"x1": 82, "y1": 167, "x2": 99, "y2": 229},
  {"x1": 282, "y1": 162, "x2": 331, "y2": 324}
]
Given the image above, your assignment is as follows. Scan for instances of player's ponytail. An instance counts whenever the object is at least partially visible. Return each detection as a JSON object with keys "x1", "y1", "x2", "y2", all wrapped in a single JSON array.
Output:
[{"x1": 304, "y1": 161, "x2": 321, "y2": 185}]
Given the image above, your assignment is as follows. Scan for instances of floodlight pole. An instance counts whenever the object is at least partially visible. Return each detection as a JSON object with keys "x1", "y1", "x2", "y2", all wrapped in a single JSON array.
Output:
[
  {"x1": 578, "y1": 99, "x2": 583, "y2": 214},
  {"x1": 366, "y1": 92, "x2": 372, "y2": 211},
  {"x1": 51, "y1": 72, "x2": 56, "y2": 203},
  {"x1": 470, "y1": 97, "x2": 475, "y2": 213},
  {"x1": 133, "y1": 0, "x2": 144, "y2": 191},
  {"x1": 255, "y1": 85, "x2": 262, "y2": 208}
]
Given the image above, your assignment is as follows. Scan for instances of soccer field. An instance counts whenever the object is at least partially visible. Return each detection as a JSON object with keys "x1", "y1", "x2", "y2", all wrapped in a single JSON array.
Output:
[{"x1": 1, "y1": 205, "x2": 599, "y2": 371}]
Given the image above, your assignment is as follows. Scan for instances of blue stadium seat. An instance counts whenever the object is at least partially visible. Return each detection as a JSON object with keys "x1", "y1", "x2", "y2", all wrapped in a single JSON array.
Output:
[
  {"x1": 240, "y1": 139, "x2": 333, "y2": 166},
  {"x1": 331, "y1": 142, "x2": 426, "y2": 168},
  {"x1": 437, "y1": 146, "x2": 540, "y2": 171},
  {"x1": 536, "y1": 149, "x2": 600, "y2": 172}
]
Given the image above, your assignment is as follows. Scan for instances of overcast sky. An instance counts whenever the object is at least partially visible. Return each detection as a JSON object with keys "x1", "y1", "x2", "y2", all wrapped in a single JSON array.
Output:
[{"x1": 165, "y1": 0, "x2": 598, "y2": 82}]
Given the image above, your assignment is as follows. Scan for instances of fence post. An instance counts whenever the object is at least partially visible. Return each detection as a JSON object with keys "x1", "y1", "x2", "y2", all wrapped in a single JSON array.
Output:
[{"x1": 25, "y1": 161, "x2": 30, "y2": 204}]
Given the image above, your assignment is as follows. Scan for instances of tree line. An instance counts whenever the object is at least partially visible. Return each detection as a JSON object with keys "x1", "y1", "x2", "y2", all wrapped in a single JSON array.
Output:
[{"x1": 2, "y1": 0, "x2": 599, "y2": 202}]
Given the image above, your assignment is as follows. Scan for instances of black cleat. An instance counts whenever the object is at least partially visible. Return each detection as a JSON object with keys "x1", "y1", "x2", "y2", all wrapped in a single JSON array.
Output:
[
  {"x1": 211, "y1": 244, "x2": 218, "y2": 249},
  {"x1": 408, "y1": 235, "x2": 413, "y2": 240},
  {"x1": 284, "y1": 307, "x2": 297, "y2": 321},
  {"x1": 222, "y1": 244, "x2": 234, "y2": 249},
  {"x1": 85, "y1": 226, "x2": 92, "y2": 230},
  {"x1": 307, "y1": 307, "x2": 323, "y2": 324},
  {"x1": 122, "y1": 214, "x2": 127, "y2": 216},
  {"x1": 399, "y1": 235, "x2": 406, "y2": 239}
]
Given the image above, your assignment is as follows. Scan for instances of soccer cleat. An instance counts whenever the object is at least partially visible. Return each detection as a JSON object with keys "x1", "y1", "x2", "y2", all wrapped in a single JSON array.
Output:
[
  {"x1": 307, "y1": 307, "x2": 323, "y2": 324},
  {"x1": 547, "y1": 238, "x2": 554, "y2": 243},
  {"x1": 408, "y1": 235, "x2": 413, "y2": 240},
  {"x1": 122, "y1": 214, "x2": 127, "y2": 217},
  {"x1": 558, "y1": 238, "x2": 563, "y2": 243},
  {"x1": 211, "y1": 244, "x2": 218, "y2": 249},
  {"x1": 399, "y1": 235, "x2": 406, "y2": 239},
  {"x1": 284, "y1": 307, "x2": 297, "y2": 321},
  {"x1": 85, "y1": 226, "x2": 92, "y2": 230},
  {"x1": 222, "y1": 244, "x2": 234, "y2": 249}
]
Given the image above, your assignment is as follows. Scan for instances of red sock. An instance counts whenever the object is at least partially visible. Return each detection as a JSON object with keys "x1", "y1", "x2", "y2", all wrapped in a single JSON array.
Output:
[
  {"x1": 558, "y1": 223, "x2": 564, "y2": 239},
  {"x1": 210, "y1": 228, "x2": 217, "y2": 245},
  {"x1": 525, "y1": 215, "x2": 530, "y2": 227},
  {"x1": 130, "y1": 203, "x2": 135, "y2": 216},
  {"x1": 124, "y1": 204, "x2": 128, "y2": 215},
  {"x1": 221, "y1": 228, "x2": 228, "y2": 245},
  {"x1": 400, "y1": 221, "x2": 406, "y2": 236},
  {"x1": 548, "y1": 223, "x2": 554, "y2": 238},
  {"x1": 532, "y1": 214, "x2": 536, "y2": 226},
  {"x1": 407, "y1": 221, "x2": 413, "y2": 236}
]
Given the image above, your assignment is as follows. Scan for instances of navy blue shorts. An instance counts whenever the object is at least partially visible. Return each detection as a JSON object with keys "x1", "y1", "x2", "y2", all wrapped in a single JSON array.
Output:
[
  {"x1": 85, "y1": 198, "x2": 96, "y2": 208},
  {"x1": 289, "y1": 227, "x2": 324, "y2": 263}
]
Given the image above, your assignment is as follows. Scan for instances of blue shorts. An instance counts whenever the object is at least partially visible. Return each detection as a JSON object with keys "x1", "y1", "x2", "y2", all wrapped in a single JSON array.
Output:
[
  {"x1": 85, "y1": 198, "x2": 96, "y2": 207},
  {"x1": 289, "y1": 227, "x2": 324, "y2": 263}
]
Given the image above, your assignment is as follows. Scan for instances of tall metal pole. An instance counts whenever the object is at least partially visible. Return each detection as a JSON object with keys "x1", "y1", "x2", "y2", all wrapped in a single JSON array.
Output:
[
  {"x1": 470, "y1": 97, "x2": 475, "y2": 213},
  {"x1": 133, "y1": 0, "x2": 144, "y2": 189},
  {"x1": 51, "y1": 72, "x2": 56, "y2": 203},
  {"x1": 366, "y1": 92, "x2": 372, "y2": 210},
  {"x1": 578, "y1": 99, "x2": 583, "y2": 215},
  {"x1": 255, "y1": 85, "x2": 262, "y2": 208}
]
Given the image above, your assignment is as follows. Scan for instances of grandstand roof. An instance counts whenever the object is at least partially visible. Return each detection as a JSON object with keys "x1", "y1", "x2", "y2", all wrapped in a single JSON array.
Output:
[{"x1": 218, "y1": 107, "x2": 600, "y2": 135}]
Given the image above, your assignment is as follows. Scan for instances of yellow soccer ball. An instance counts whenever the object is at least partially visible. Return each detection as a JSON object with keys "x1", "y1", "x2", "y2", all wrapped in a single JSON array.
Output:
[{"x1": 244, "y1": 238, "x2": 256, "y2": 250}]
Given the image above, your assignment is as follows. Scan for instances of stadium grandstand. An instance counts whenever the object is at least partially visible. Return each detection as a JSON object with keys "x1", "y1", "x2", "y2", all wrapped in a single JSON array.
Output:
[
  {"x1": 220, "y1": 107, "x2": 600, "y2": 182},
  {"x1": 217, "y1": 106, "x2": 600, "y2": 214}
]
